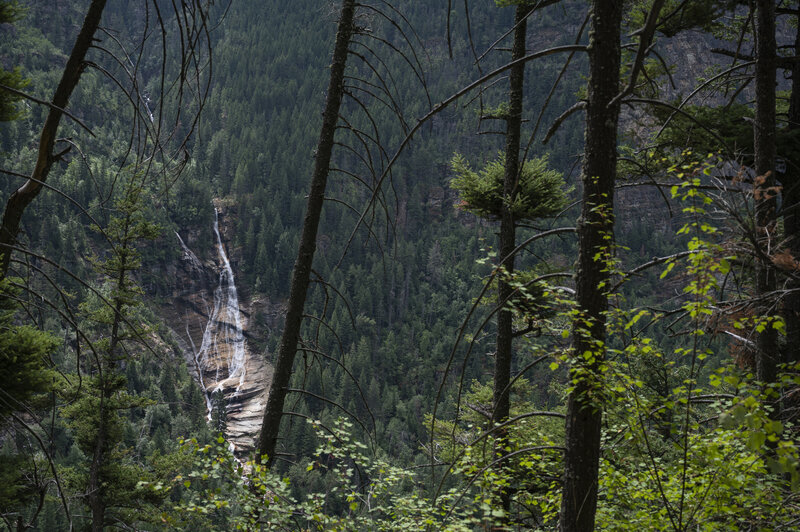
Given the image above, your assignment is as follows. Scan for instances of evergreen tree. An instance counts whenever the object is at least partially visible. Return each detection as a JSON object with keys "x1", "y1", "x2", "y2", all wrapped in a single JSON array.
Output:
[
  {"x1": 210, "y1": 390, "x2": 227, "y2": 434},
  {"x1": 61, "y1": 176, "x2": 162, "y2": 531},
  {"x1": 0, "y1": 278, "x2": 59, "y2": 528}
]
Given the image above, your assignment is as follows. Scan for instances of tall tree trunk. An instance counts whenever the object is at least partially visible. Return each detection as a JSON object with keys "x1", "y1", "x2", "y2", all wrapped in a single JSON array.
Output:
[
  {"x1": 88, "y1": 391, "x2": 107, "y2": 532},
  {"x1": 559, "y1": 1, "x2": 621, "y2": 530},
  {"x1": 781, "y1": 7, "x2": 800, "y2": 367},
  {"x1": 754, "y1": 0, "x2": 778, "y2": 384},
  {"x1": 89, "y1": 249, "x2": 127, "y2": 531},
  {"x1": 493, "y1": 3, "x2": 531, "y2": 517},
  {"x1": 0, "y1": 0, "x2": 107, "y2": 278},
  {"x1": 257, "y1": 0, "x2": 356, "y2": 467}
]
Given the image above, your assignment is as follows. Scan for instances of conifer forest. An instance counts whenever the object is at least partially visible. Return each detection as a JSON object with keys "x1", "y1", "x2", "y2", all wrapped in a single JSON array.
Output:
[{"x1": 3, "y1": 0, "x2": 800, "y2": 529}]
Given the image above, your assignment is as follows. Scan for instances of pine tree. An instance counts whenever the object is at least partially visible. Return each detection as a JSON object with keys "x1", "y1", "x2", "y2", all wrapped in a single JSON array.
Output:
[
  {"x1": 61, "y1": 176, "x2": 161, "y2": 531},
  {"x1": 210, "y1": 390, "x2": 228, "y2": 434}
]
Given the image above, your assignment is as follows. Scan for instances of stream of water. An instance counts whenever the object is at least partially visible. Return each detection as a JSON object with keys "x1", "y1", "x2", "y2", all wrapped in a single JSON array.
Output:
[{"x1": 177, "y1": 209, "x2": 248, "y2": 420}]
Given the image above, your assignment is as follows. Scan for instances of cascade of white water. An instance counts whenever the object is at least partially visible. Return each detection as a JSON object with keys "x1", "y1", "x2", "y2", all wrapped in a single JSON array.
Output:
[
  {"x1": 185, "y1": 321, "x2": 213, "y2": 416},
  {"x1": 176, "y1": 231, "x2": 214, "y2": 418},
  {"x1": 176, "y1": 231, "x2": 204, "y2": 272},
  {"x1": 179, "y1": 210, "x2": 247, "y2": 421},
  {"x1": 210, "y1": 208, "x2": 247, "y2": 394}
]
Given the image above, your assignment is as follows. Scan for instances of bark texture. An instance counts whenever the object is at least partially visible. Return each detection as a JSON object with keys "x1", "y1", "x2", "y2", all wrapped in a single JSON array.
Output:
[
  {"x1": 493, "y1": 3, "x2": 531, "y2": 516},
  {"x1": 0, "y1": 0, "x2": 107, "y2": 278},
  {"x1": 559, "y1": 1, "x2": 621, "y2": 530},
  {"x1": 89, "y1": 393, "x2": 108, "y2": 532},
  {"x1": 257, "y1": 0, "x2": 356, "y2": 466},
  {"x1": 781, "y1": 10, "x2": 800, "y2": 367},
  {"x1": 754, "y1": 0, "x2": 778, "y2": 383}
]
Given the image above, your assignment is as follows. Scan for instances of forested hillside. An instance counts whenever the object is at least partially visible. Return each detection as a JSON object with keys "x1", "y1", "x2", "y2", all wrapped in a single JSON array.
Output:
[{"x1": 1, "y1": 0, "x2": 800, "y2": 530}]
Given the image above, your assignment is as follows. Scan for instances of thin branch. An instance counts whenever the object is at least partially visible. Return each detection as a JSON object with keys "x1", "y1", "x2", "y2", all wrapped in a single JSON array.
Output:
[
  {"x1": 543, "y1": 101, "x2": 586, "y2": 144},
  {"x1": 0, "y1": 83, "x2": 94, "y2": 135}
]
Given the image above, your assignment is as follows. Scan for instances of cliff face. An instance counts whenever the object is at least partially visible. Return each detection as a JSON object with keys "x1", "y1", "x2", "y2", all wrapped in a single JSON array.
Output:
[{"x1": 165, "y1": 202, "x2": 274, "y2": 456}]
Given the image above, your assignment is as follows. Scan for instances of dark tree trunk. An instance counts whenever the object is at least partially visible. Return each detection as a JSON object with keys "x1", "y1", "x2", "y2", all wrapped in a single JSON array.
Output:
[
  {"x1": 0, "y1": 0, "x2": 107, "y2": 278},
  {"x1": 89, "y1": 392, "x2": 107, "y2": 532},
  {"x1": 89, "y1": 253, "x2": 127, "y2": 531},
  {"x1": 493, "y1": 3, "x2": 531, "y2": 517},
  {"x1": 781, "y1": 8, "x2": 800, "y2": 367},
  {"x1": 754, "y1": 0, "x2": 778, "y2": 383},
  {"x1": 257, "y1": 0, "x2": 356, "y2": 467},
  {"x1": 559, "y1": 1, "x2": 621, "y2": 530}
]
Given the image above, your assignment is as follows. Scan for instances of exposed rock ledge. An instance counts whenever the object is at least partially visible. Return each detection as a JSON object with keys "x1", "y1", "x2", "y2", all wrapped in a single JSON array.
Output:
[{"x1": 165, "y1": 204, "x2": 275, "y2": 456}]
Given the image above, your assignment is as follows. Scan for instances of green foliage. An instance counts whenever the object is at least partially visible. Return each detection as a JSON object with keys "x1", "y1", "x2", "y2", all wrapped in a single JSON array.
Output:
[
  {"x1": 60, "y1": 375, "x2": 165, "y2": 517},
  {"x1": 0, "y1": 66, "x2": 29, "y2": 121},
  {"x1": 149, "y1": 420, "x2": 496, "y2": 531},
  {"x1": 0, "y1": 0, "x2": 22, "y2": 21},
  {"x1": 0, "y1": 1, "x2": 28, "y2": 122},
  {"x1": 450, "y1": 153, "x2": 570, "y2": 222},
  {"x1": 57, "y1": 173, "x2": 171, "y2": 528},
  {"x1": 637, "y1": 101, "x2": 800, "y2": 176},
  {"x1": 591, "y1": 158, "x2": 800, "y2": 529},
  {"x1": 0, "y1": 450, "x2": 35, "y2": 512},
  {"x1": 595, "y1": 357, "x2": 800, "y2": 530},
  {"x1": 427, "y1": 379, "x2": 564, "y2": 527},
  {"x1": 210, "y1": 390, "x2": 227, "y2": 434},
  {"x1": 435, "y1": 156, "x2": 800, "y2": 528},
  {"x1": 0, "y1": 279, "x2": 57, "y2": 520},
  {"x1": 655, "y1": 103, "x2": 753, "y2": 160},
  {"x1": 628, "y1": 0, "x2": 734, "y2": 38},
  {"x1": 4, "y1": 2, "x2": 800, "y2": 530},
  {"x1": 0, "y1": 279, "x2": 59, "y2": 420},
  {"x1": 0, "y1": 3, "x2": 217, "y2": 529},
  {"x1": 496, "y1": 266, "x2": 562, "y2": 320}
]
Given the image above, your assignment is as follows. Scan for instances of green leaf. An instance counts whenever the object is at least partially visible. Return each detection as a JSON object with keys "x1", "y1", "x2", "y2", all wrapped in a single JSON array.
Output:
[{"x1": 747, "y1": 431, "x2": 766, "y2": 451}]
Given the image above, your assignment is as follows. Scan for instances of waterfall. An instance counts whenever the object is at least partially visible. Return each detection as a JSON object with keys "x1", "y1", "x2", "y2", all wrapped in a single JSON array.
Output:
[
  {"x1": 181, "y1": 209, "x2": 247, "y2": 420},
  {"x1": 175, "y1": 231, "x2": 213, "y2": 415},
  {"x1": 176, "y1": 231, "x2": 204, "y2": 272},
  {"x1": 209, "y1": 208, "x2": 247, "y2": 395},
  {"x1": 174, "y1": 207, "x2": 271, "y2": 455}
]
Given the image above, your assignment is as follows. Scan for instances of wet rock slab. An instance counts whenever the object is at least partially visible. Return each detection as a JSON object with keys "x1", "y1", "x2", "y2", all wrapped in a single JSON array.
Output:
[{"x1": 167, "y1": 207, "x2": 274, "y2": 457}]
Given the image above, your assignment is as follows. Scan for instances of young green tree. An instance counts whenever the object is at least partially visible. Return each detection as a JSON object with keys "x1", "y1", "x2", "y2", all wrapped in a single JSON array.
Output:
[
  {"x1": 0, "y1": 278, "x2": 60, "y2": 530},
  {"x1": 449, "y1": 6, "x2": 571, "y2": 516},
  {"x1": 61, "y1": 177, "x2": 161, "y2": 531},
  {"x1": 451, "y1": 148, "x2": 568, "y2": 515}
]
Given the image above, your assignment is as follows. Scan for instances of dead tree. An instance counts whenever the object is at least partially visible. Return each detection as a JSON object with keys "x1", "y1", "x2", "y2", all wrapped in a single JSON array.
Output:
[
  {"x1": 492, "y1": 2, "x2": 533, "y2": 518},
  {"x1": 257, "y1": 0, "x2": 357, "y2": 467},
  {"x1": 0, "y1": 0, "x2": 107, "y2": 278},
  {"x1": 754, "y1": 0, "x2": 778, "y2": 384},
  {"x1": 782, "y1": 5, "x2": 800, "y2": 367}
]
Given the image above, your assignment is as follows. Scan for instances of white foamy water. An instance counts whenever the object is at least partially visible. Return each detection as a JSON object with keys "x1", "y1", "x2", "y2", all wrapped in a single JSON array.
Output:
[
  {"x1": 184, "y1": 209, "x2": 247, "y2": 419},
  {"x1": 175, "y1": 209, "x2": 271, "y2": 456}
]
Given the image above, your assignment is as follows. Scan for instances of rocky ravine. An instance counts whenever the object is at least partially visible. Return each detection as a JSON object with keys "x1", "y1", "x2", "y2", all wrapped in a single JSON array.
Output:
[{"x1": 167, "y1": 202, "x2": 274, "y2": 456}]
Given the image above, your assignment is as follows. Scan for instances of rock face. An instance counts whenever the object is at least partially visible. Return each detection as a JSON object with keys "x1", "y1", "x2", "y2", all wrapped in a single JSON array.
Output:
[{"x1": 169, "y1": 204, "x2": 273, "y2": 456}]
